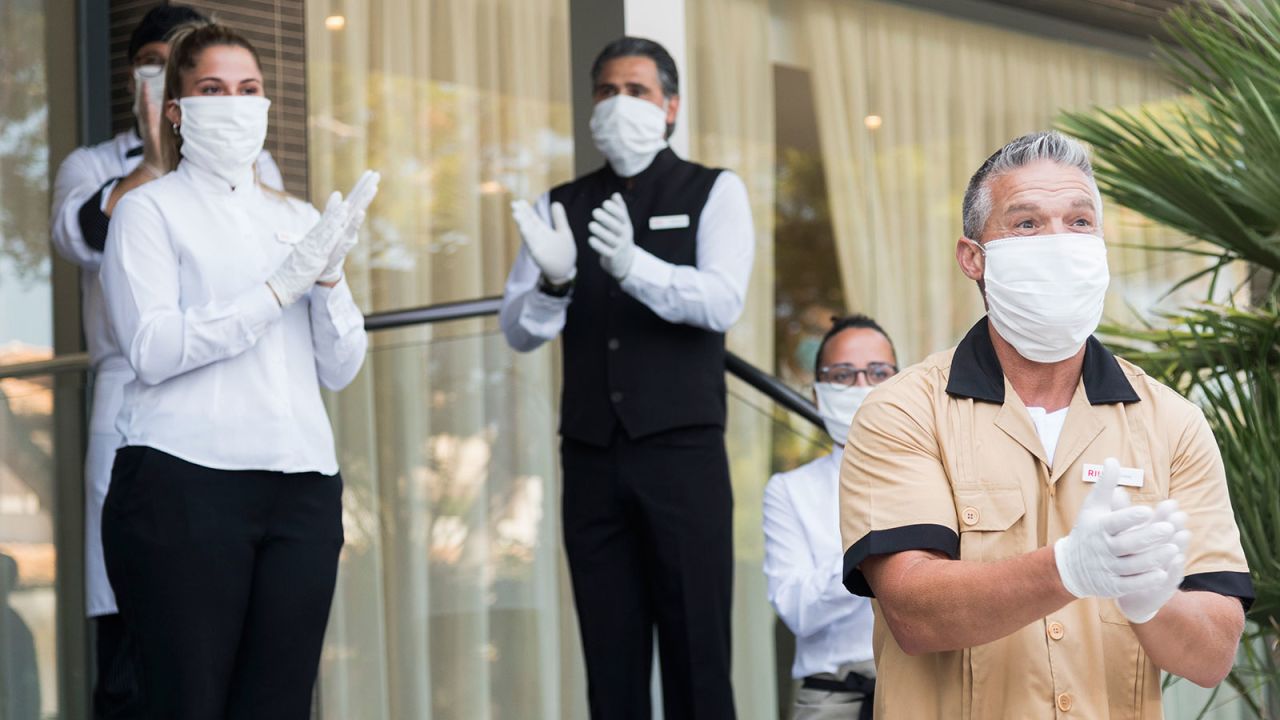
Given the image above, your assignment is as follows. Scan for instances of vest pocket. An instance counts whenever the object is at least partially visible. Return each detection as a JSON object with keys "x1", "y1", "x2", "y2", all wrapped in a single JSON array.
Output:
[{"x1": 954, "y1": 487, "x2": 1028, "y2": 562}]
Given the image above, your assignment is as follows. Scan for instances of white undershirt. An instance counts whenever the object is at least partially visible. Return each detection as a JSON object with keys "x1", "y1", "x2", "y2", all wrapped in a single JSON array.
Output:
[{"x1": 1026, "y1": 406, "x2": 1070, "y2": 466}]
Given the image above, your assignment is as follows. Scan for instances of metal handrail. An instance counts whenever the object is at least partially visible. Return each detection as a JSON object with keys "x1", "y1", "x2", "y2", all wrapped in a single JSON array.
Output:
[
  {"x1": 0, "y1": 295, "x2": 823, "y2": 429},
  {"x1": 364, "y1": 296, "x2": 504, "y2": 332},
  {"x1": 725, "y1": 352, "x2": 823, "y2": 428},
  {"x1": 0, "y1": 352, "x2": 91, "y2": 380}
]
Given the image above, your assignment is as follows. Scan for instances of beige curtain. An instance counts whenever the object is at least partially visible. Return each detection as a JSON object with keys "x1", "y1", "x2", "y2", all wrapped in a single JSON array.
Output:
[
  {"x1": 801, "y1": 0, "x2": 1232, "y2": 364},
  {"x1": 306, "y1": 1, "x2": 582, "y2": 718},
  {"x1": 686, "y1": 0, "x2": 780, "y2": 716}
]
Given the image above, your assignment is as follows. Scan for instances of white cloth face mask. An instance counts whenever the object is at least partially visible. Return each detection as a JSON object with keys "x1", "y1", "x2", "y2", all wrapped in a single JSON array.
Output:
[
  {"x1": 814, "y1": 383, "x2": 874, "y2": 446},
  {"x1": 132, "y1": 65, "x2": 165, "y2": 120},
  {"x1": 177, "y1": 96, "x2": 271, "y2": 186},
  {"x1": 589, "y1": 94, "x2": 669, "y2": 178},
  {"x1": 978, "y1": 233, "x2": 1110, "y2": 363}
]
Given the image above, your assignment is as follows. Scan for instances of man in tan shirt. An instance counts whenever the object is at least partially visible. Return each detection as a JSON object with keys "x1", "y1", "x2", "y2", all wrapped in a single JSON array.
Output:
[{"x1": 840, "y1": 131, "x2": 1253, "y2": 719}]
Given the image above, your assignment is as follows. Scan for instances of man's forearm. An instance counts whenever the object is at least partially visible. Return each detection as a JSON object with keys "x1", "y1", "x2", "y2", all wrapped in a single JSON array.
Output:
[
  {"x1": 1131, "y1": 590, "x2": 1244, "y2": 687},
  {"x1": 865, "y1": 546, "x2": 1074, "y2": 654}
]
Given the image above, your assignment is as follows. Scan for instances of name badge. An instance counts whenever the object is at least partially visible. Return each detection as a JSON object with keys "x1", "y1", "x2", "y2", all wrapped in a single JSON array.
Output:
[
  {"x1": 649, "y1": 214, "x2": 690, "y2": 231},
  {"x1": 1082, "y1": 463, "x2": 1145, "y2": 488}
]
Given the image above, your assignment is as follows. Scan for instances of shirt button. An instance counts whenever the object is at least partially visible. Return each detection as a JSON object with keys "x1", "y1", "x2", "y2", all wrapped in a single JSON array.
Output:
[
  {"x1": 610, "y1": 391, "x2": 624, "y2": 403},
  {"x1": 1056, "y1": 692, "x2": 1072, "y2": 712},
  {"x1": 1047, "y1": 621, "x2": 1065, "y2": 641},
  {"x1": 961, "y1": 506, "x2": 980, "y2": 526},
  {"x1": 608, "y1": 338, "x2": 620, "y2": 351}
]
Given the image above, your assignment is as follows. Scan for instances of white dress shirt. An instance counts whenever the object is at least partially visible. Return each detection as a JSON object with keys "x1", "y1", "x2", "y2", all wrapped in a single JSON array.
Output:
[
  {"x1": 52, "y1": 129, "x2": 283, "y2": 374},
  {"x1": 763, "y1": 449, "x2": 875, "y2": 678},
  {"x1": 50, "y1": 130, "x2": 283, "y2": 616},
  {"x1": 499, "y1": 171, "x2": 755, "y2": 351},
  {"x1": 100, "y1": 159, "x2": 366, "y2": 475}
]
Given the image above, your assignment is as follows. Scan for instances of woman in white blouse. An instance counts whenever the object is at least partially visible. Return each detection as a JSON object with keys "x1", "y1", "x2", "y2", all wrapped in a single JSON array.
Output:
[
  {"x1": 98, "y1": 22, "x2": 375, "y2": 719},
  {"x1": 763, "y1": 314, "x2": 898, "y2": 719}
]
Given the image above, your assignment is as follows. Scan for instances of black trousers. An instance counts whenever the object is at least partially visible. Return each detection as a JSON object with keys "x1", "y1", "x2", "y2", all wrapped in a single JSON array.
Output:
[
  {"x1": 92, "y1": 613, "x2": 143, "y2": 719},
  {"x1": 562, "y1": 425, "x2": 736, "y2": 720},
  {"x1": 101, "y1": 446, "x2": 343, "y2": 720}
]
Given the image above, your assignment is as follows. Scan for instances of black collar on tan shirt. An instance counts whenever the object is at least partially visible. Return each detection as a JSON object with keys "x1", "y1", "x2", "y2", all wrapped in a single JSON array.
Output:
[{"x1": 945, "y1": 317, "x2": 1140, "y2": 405}]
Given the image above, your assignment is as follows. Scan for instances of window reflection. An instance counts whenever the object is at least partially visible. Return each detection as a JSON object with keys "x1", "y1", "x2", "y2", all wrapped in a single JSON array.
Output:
[
  {"x1": 0, "y1": 0, "x2": 56, "y2": 715},
  {"x1": 0, "y1": 374, "x2": 57, "y2": 720}
]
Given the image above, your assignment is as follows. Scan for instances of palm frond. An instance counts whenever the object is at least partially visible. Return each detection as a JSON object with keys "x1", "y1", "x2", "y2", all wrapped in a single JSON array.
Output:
[
  {"x1": 1103, "y1": 305, "x2": 1280, "y2": 627},
  {"x1": 1058, "y1": 1, "x2": 1280, "y2": 284}
]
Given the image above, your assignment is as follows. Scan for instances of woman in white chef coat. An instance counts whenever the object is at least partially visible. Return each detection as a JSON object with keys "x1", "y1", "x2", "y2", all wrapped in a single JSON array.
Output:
[
  {"x1": 763, "y1": 314, "x2": 898, "y2": 720},
  {"x1": 98, "y1": 21, "x2": 376, "y2": 720}
]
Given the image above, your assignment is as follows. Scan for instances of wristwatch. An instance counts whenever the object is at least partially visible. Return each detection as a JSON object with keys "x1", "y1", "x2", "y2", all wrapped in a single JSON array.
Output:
[{"x1": 538, "y1": 275, "x2": 574, "y2": 298}]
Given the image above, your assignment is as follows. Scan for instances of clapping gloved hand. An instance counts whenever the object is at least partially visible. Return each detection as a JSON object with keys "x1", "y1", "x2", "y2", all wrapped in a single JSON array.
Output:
[
  {"x1": 318, "y1": 170, "x2": 380, "y2": 284},
  {"x1": 1054, "y1": 458, "x2": 1180, "y2": 601},
  {"x1": 511, "y1": 199, "x2": 576, "y2": 286},
  {"x1": 587, "y1": 192, "x2": 637, "y2": 280},
  {"x1": 1115, "y1": 497, "x2": 1190, "y2": 624},
  {"x1": 266, "y1": 170, "x2": 380, "y2": 307}
]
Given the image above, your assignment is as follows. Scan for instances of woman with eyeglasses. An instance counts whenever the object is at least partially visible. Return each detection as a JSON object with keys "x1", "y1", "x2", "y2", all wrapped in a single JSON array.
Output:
[
  {"x1": 762, "y1": 314, "x2": 898, "y2": 720},
  {"x1": 98, "y1": 21, "x2": 376, "y2": 719}
]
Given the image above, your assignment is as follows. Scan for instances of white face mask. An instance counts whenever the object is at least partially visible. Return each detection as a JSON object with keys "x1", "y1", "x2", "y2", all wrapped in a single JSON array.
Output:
[
  {"x1": 177, "y1": 96, "x2": 271, "y2": 187},
  {"x1": 977, "y1": 233, "x2": 1109, "y2": 363},
  {"x1": 589, "y1": 94, "x2": 669, "y2": 178},
  {"x1": 814, "y1": 383, "x2": 874, "y2": 446},
  {"x1": 132, "y1": 65, "x2": 165, "y2": 121}
]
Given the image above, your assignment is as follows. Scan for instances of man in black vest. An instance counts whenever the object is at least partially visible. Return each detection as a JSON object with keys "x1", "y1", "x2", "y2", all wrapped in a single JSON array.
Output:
[{"x1": 500, "y1": 36, "x2": 754, "y2": 720}]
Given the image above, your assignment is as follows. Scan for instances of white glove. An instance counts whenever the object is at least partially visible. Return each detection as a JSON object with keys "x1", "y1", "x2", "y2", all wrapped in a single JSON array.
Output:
[
  {"x1": 587, "y1": 192, "x2": 637, "y2": 280},
  {"x1": 1116, "y1": 498, "x2": 1190, "y2": 623},
  {"x1": 267, "y1": 191, "x2": 349, "y2": 307},
  {"x1": 318, "y1": 170, "x2": 381, "y2": 283},
  {"x1": 1054, "y1": 458, "x2": 1179, "y2": 599},
  {"x1": 512, "y1": 199, "x2": 576, "y2": 285}
]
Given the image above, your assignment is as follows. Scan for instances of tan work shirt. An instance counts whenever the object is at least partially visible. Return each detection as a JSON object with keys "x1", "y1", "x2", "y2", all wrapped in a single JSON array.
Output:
[{"x1": 840, "y1": 318, "x2": 1253, "y2": 719}]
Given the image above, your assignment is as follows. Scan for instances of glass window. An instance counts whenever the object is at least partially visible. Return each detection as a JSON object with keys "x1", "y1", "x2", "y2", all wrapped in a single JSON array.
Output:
[
  {"x1": 305, "y1": 1, "x2": 577, "y2": 717},
  {"x1": 0, "y1": 1, "x2": 59, "y2": 717},
  {"x1": 0, "y1": 0, "x2": 54, "y2": 357},
  {"x1": 774, "y1": 64, "x2": 843, "y2": 391},
  {"x1": 777, "y1": 0, "x2": 1230, "y2": 368},
  {"x1": 0, "y1": 374, "x2": 60, "y2": 720},
  {"x1": 307, "y1": 0, "x2": 575, "y2": 316}
]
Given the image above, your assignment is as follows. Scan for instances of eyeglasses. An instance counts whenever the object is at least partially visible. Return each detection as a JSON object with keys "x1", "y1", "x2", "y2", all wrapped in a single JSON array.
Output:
[{"x1": 817, "y1": 362, "x2": 898, "y2": 387}]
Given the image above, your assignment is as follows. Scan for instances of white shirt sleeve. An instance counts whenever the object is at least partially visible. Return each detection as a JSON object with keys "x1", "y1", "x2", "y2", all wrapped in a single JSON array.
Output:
[
  {"x1": 499, "y1": 193, "x2": 571, "y2": 352},
  {"x1": 100, "y1": 193, "x2": 283, "y2": 386},
  {"x1": 619, "y1": 171, "x2": 755, "y2": 333},
  {"x1": 308, "y1": 278, "x2": 368, "y2": 390},
  {"x1": 50, "y1": 147, "x2": 111, "y2": 270},
  {"x1": 762, "y1": 473, "x2": 859, "y2": 639}
]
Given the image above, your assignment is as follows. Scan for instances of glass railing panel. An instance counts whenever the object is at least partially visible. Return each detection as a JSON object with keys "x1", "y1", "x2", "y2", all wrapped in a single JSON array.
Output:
[
  {"x1": 318, "y1": 322, "x2": 831, "y2": 720},
  {"x1": 0, "y1": 370, "x2": 72, "y2": 720},
  {"x1": 725, "y1": 379, "x2": 828, "y2": 719},
  {"x1": 319, "y1": 323, "x2": 571, "y2": 720}
]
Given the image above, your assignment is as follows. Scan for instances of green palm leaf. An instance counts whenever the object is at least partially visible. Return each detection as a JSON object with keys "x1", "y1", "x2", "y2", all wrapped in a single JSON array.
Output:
[{"x1": 1061, "y1": 2, "x2": 1280, "y2": 712}]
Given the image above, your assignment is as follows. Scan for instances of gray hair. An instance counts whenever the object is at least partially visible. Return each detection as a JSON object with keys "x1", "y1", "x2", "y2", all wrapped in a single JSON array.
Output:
[{"x1": 961, "y1": 131, "x2": 1103, "y2": 240}]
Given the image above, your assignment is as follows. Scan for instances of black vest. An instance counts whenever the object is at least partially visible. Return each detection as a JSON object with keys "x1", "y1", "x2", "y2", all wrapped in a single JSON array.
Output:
[{"x1": 552, "y1": 149, "x2": 726, "y2": 446}]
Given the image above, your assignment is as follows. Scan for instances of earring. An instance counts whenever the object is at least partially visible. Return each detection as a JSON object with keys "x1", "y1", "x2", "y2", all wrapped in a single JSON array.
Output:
[{"x1": 171, "y1": 123, "x2": 180, "y2": 136}]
